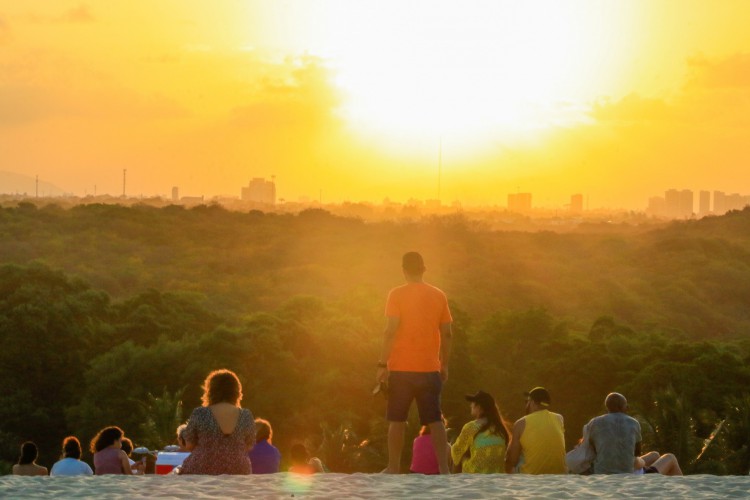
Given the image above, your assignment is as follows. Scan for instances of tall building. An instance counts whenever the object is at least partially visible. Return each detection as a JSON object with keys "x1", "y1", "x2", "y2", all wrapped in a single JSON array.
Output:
[
  {"x1": 713, "y1": 191, "x2": 726, "y2": 215},
  {"x1": 171, "y1": 186, "x2": 179, "y2": 202},
  {"x1": 570, "y1": 193, "x2": 583, "y2": 213},
  {"x1": 508, "y1": 193, "x2": 532, "y2": 213},
  {"x1": 698, "y1": 190, "x2": 710, "y2": 216},
  {"x1": 678, "y1": 189, "x2": 694, "y2": 218},
  {"x1": 664, "y1": 189, "x2": 680, "y2": 217},
  {"x1": 665, "y1": 189, "x2": 692, "y2": 218},
  {"x1": 241, "y1": 177, "x2": 276, "y2": 205}
]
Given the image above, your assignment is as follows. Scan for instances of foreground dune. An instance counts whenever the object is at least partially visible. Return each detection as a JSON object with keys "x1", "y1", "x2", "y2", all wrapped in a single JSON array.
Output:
[{"x1": 1, "y1": 473, "x2": 749, "y2": 499}]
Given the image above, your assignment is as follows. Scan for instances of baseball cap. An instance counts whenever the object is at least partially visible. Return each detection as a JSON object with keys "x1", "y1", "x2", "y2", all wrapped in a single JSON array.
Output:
[
  {"x1": 465, "y1": 390, "x2": 495, "y2": 408},
  {"x1": 524, "y1": 386, "x2": 551, "y2": 406}
]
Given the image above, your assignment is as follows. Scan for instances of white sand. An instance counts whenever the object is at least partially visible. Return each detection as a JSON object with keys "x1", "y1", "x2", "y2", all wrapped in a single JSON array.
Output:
[{"x1": 1, "y1": 473, "x2": 749, "y2": 499}]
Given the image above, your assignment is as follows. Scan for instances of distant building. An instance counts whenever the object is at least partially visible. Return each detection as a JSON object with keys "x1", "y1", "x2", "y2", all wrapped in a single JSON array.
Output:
[
  {"x1": 180, "y1": 195, "x2": 204, "y2": 203},
  {"x1": 679, "y1": 189, "x2": 693, "y2": 218},
  {"x1": 664, "y1": 189, "x2": 680, "y2": 217},
  {"x1": 508, "y1": 193, "x2": 532, "y2": 213},
  {"x1": 424, "y1": 199, "x2": 441, "y2": 210},
  {"x1": 172, "y1": 186, "x2": 179, "y2": 202},
  {"x1": 241, "y1": 177, "x2": 276, "y2": 205},
  {"x1": 570, "y1": 193, "x2": 584, "y2": 213},
  {"x1": 699, "y1": 190, "x2": 710, "y2": 216},
  {"x1": 665, "y1": 189, "x2": 692, "y2": 218},
  {"x1": 713, "y1": 191, "x2": 726, "y2": 215},
  {"x1": 647, "y1": 196, "x2": 666, "y2": 216}
]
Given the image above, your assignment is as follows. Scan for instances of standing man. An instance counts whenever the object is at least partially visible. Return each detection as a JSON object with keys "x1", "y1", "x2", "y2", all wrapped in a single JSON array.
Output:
[
  {"x1": 376, "y1": 251, "x2": 453, "y2": 474},
  {"x1": 587, "y1": 392, "x2": 642, "y2": 474},
  {"x1": 505, "y1": 386, "x2": 567, "y2": 474}
]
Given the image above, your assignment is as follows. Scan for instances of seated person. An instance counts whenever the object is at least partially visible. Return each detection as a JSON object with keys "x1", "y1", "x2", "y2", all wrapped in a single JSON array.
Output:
[
  {"x1": 179, "y1": 369, "x2": 256, "y2": 475},
  {"x1": 12, "y1": 442, "x2": 48, "y2": 476},
  {"x1": 411, "y1": 423, "x2": 453, "y2": 474},
  {"x1": 90, "y1": 426, "x2": 133, "y2": 475},
  {"x1": 288, "y1": 444, "x2": 324, "y2": 474},
  {"x1": 248, "y1": 418, "x2": 281, "y2": 474},
  {"x1": 50, "y1": 436, "x2": 94, "y2": 476},
  {"x1": 120, "y1": 438, "x2": 145, "y2": 474},
  {"x1": 452, "y1": 391, "x2": 509, "y2": 474}
]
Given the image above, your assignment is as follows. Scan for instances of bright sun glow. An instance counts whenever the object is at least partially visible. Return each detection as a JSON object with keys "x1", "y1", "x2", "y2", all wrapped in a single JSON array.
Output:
[{"x1": 299, "y1": 0, "x2": 623, "y2": 149}]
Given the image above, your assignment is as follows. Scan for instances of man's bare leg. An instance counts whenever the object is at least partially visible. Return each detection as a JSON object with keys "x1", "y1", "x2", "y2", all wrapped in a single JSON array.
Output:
[
  {"x1": 640, "y1": 451, "x2": 660, "y2": 467},
  {"x1": 653, "y1": 453, "x2": 683, "y2": 476},
  {"x1": 428, "y1": 420, "x2": 450, "y2": 474},
  {"x1": 385, "y1": 421, "x2": 406, "y2": 473}
]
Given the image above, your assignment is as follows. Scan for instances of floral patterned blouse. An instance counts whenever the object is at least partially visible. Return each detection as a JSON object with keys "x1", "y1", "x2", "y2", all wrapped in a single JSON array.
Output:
[{"x1": 179, "y1": 406, "x2": 255, "y2": 475}]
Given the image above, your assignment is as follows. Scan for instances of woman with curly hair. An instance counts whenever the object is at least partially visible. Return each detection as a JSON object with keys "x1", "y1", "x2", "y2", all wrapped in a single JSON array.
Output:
[
  {"x1": 179, "y1": 369, "x2": 256, "y2": 475},
  {"x1": 90, "y1": 426, "x2": 133, "y2": 475}
]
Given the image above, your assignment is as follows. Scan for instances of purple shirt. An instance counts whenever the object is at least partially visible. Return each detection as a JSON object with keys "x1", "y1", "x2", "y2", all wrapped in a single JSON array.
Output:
[{"x1": 248, "y1": 440, "x2": 281, "y2": 474}]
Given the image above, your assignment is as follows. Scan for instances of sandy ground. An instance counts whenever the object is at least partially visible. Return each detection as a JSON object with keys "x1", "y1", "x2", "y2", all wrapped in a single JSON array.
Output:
[{"x1": 2, "y1": 472, "x2": 749, "y2": 499}]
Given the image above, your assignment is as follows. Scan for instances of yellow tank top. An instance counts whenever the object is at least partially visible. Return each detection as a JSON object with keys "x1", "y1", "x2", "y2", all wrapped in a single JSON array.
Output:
[{"x1": 518, "y1": 410, "x2": 567, "y2": 474}]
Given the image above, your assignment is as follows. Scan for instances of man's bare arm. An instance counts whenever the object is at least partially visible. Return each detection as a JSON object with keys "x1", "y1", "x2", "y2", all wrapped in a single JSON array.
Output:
[
  {"x1": 376, "y1": 316, "x2": 399, "y2": 382},
  {"x1": 505, "y1": 419, "x2": 525, "y2": 473},
  {"x1": 439, "y1": 322, "x2": 452, "y2": 381}
]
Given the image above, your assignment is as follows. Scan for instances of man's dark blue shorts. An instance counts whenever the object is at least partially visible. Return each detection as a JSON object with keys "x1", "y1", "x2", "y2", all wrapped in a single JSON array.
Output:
[{"x1": 386, "y1": 371, "x2": 443, "y2": 425}]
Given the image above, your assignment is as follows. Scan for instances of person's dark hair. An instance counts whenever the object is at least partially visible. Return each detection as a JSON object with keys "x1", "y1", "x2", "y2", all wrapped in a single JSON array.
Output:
[
  {"x1": 473, "y1": 396, "x2": 511, "y2": 445},
  {"x1": 18, "y1": 441, "x2": 38, "y2": 465},
  {"x1": 201, "y1": 369, "x2": 243, "y2": 407},
  {"x1": 290, "y1": 444, "x2": 309, "y2": 465},
  {"x1": 90, "y1": 426, "x2": 124, "y2": 454},
  {"x1": 605, "y1": 392, "x2": 628, "y2": 413},
  {"x1": 402, "y1": 251, "x2": 425, "y2": 275},
  {"x1": 62, "y1": 436, "x2": 82, "y2": 460},
  {"x1": 121, "y1": 437, "x2": 133, "y2": 456},
  {"x1": 255, "y1": 418, "x2": 273, "y2": 442}
]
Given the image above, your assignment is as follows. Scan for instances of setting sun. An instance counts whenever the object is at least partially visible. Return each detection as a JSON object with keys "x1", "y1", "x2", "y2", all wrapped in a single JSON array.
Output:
[{"x1": 272, "y1": 1, "x2": 636, "y2": 148}]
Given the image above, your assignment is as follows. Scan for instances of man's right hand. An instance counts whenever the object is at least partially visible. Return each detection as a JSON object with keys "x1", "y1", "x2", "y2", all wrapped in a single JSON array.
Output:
[{"x1": 376, "y1": 367, "x2": 388, "y2": 384}]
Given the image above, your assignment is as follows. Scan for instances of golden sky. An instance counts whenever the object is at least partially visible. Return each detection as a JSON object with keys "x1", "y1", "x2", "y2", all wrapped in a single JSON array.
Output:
[{"x1": 1, "y1": 1, "x2": 750, "y2": 208}]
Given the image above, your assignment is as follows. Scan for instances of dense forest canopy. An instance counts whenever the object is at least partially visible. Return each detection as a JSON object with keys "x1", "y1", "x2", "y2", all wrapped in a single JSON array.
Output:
[{"x1": 1, "y1": 202, "x2": 749, "y2": 474}]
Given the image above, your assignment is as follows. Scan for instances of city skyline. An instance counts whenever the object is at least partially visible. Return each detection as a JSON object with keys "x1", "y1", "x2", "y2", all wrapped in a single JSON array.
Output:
[{"x1": 1, "y1": 2, "x2": 750, "y2": 207}]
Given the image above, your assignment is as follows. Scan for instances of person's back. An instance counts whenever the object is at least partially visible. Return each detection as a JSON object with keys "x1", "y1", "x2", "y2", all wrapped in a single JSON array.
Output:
[
  {"x1": 589, "y1": 412, "x2": 641, "y2": 474},
  {"x1": 451, "y1": 420, "x2": 506, "y2": 473},
  {"x1": 50, "y1": 457, "x2": 93, "y2": 476},
  {"x1": 180, "y1": 406, "x2": 255, "y2": 475},
  {"x1": 518, "y1": 410, "x2": 566, "y2": 474},
  {"x1": 12, "y1": 463, "x2": 48, "y2": 476},
  {"x1": 248, "y1": 440, "x2": 281, "y2": 474},
  {"x1": 411, "y1": 435, "x2": 439, "y2": 474},
  {"x1": 94, "y1": 447, "x2": 124, "y2": 475},
  {"x1": 387, "y1": 282, "x2": 450, "y2": 373}
]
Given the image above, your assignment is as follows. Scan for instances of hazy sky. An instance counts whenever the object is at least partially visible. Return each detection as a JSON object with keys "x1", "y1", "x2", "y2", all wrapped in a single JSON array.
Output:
[{"x1": 1, "y1": 1, "x2": 750, "y2": 207}]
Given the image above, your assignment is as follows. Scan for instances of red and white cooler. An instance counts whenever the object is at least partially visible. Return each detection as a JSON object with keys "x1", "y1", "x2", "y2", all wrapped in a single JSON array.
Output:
[{"x1": 155, "y1": 452, "x2": 191, "y2": 475}]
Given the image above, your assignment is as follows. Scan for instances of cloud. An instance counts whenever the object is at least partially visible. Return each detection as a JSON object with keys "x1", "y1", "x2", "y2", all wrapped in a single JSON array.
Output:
[
  {"x1": 687, "y1": 53, "x2": 750, "y2": 89},
  {"x1": 229, "y1": 56, "x2": 341, "y2": 132},
  {"x1": 590, "y1": 53, "x2": 750, "y2": 127}
]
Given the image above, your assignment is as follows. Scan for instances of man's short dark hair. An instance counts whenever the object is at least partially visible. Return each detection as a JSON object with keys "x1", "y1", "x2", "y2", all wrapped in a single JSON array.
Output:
[
  {"x1": 402, "y1": 252, "x2": 425, "y2": 275},
  {"x1": 605, "y1": 392, "x2": 627, "y2": 413}
]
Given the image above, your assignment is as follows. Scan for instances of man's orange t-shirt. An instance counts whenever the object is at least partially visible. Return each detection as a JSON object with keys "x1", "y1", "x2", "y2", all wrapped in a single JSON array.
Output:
[{"x1": 385, "y1": 282, "x2": 452, "y2": 372}]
